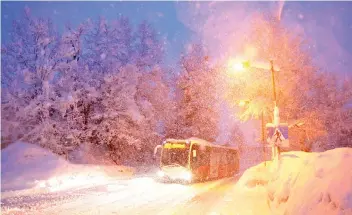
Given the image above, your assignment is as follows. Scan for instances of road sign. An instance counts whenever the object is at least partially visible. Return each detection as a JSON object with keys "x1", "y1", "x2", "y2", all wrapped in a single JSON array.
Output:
[{"x1": 266, "y1": 123, "x2": 289, "y2": 147}]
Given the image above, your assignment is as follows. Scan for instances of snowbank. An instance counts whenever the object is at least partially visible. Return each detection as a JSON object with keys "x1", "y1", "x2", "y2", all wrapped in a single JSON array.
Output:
[
  {"x1": 1, "y1": 142, "x2": 134, "y2": 197},
  {"x1": 236, "y1": 147, "x2": 352, "y2": 215}
]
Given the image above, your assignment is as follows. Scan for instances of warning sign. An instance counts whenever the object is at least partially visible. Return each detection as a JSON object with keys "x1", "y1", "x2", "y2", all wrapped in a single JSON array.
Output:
[{"x1": 266, "y1": 123, "x2": 289, "y2": 147}]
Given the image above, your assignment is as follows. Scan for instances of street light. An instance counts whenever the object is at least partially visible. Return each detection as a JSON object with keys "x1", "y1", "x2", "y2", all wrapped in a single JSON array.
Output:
[
  {"x1": 238, "y1": 99, "x2": 250, "y2": 107},
  {"x1": 227, "y1": 58, "x2": 251, "y2": 73},
  {"x1": 231, "y1": 58, "x2": 281, "y2": 161},
  {"x1": 228, "y1": 58, "x2": 280, "y2": 107}
]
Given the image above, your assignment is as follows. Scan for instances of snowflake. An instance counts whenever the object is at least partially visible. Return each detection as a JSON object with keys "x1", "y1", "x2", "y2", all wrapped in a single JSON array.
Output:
[{"x1": 298, "y1": 14, "x2": 304, "y2": 20}]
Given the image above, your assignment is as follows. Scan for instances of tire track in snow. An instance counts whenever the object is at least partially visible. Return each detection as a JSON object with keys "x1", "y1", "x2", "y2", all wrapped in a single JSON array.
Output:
[
  {"x1": 38, "y1": 181, "x2": 132, "y2": 215},
  {"x1": 160, "y1": 176, "x2": 240, "y2": 215}
]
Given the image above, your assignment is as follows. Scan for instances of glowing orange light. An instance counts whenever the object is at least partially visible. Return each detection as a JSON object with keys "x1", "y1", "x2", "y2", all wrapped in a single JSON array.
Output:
[
  {"x1": 227, "y1": 58, "x2": 251, "y2": 74},
  {"x1": 239, "y1": 101, "x2": 246, "y2": 106}
]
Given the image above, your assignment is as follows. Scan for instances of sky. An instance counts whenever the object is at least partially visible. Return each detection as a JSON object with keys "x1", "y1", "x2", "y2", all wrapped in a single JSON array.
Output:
[
  {"x1": 2, "y1": 1, "x2": 352, "y2": 74},
  {"x1": 1, "y1": 1, "x2": 191, "y2": 68},
  {"x1": 2, "y1": 1, "x2": 352, "y2": 145}
]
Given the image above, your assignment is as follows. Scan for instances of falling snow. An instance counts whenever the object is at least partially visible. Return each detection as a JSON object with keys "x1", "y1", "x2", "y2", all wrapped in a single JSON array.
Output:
[{"x1": 1, "y1": 1, "x2": 352, "y2": 214}]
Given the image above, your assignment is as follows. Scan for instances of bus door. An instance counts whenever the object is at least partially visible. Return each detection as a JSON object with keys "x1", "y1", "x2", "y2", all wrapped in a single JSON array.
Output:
[
  {"x1": 234, "y1": 150, "x2": 240, "y2": 173},
  {"x1": 219, "y1": 149, "x2": 228, "y2": 178},
  {"x1": 227, "y1": 150, "x2": 236, "y2": 176},
  {"x1": 190, "y1": 144, "x2": 209, "y2": 180}
]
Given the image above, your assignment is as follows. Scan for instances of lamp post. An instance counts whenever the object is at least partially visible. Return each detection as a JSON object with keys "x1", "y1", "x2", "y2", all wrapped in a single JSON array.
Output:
[
  {"x1": 270, "y1": 60, "x2": 277, "y2": 104},
  {"x1": 229, "y1": 58, "x2": 281, "y2": 162}
]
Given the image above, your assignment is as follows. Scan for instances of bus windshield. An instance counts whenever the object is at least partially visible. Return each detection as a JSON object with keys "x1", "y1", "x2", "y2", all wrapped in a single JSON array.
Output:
[{"x1": 161, "y1": 147, "x2": 189, "y2": 167}]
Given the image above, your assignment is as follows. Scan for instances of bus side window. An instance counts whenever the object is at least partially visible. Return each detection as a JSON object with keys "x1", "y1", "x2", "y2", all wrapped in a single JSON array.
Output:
[
  {"x1": 204, "y1": 146, "x2": 210, "y2": 165},
  {"x1": 224, "y1": 149, "x2": 229, "y2": 165},
  {"x1": 191, "y1": 145, "x2": 199, "y2": 164},
  {"x1": 228, "y1": 151, "x2": 235, "y2": 165},
  {"x1": 220, "y1": 149, "x2": 226, "y2": 165},
  {"x1": 226, "y1": 151, "x2": 231, "y2": 165},
  {"x1": 233, "y1": 151, "x2": 237, "y2": 164},
  {"x1": 192, "y1": 145, "x2": 209, "y2": 167}
]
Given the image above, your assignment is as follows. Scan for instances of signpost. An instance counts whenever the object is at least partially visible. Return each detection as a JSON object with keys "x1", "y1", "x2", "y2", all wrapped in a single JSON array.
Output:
[{"x1": 266, "y1": 123, "x2": 289, "y2": 160}]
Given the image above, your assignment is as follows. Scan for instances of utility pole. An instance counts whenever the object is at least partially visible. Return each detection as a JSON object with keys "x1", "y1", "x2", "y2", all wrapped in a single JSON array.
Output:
[
  {"x1": 270, "y1": 60, "x2": 277, "y2": 104},
  {"x1": 270, "y1": 60, "x2": 281, "y2": 162},
  {"x1": 233, "y1": 59, "x2": 282, "y2": 163},
  {"x1": 261, "y1": 110, "x2": 266, "y2": 166}
]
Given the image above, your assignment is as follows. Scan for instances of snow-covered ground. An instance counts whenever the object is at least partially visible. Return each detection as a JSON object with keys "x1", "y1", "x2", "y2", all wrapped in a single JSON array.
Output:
[
  {"x1": 2, "y1": 142, "x2": 351, "y2": 215},
  {"x1": 1, "y1": 142, "x2": 134, "y2": 197},
  {"x1": 233, "y1": 147, "x2": 352, "y2": 215},
  {"x1": 1, "y1": 142, "x2": 238, "y2": 215}
]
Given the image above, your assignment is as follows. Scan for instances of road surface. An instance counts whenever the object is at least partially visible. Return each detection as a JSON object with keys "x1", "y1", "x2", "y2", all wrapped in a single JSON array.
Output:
[{"x1": 1, "y1": 175, "x2": 241, "y2": 215}]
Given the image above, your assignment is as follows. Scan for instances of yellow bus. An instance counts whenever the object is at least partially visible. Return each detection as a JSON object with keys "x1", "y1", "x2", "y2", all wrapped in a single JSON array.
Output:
[{"x1": 153, "y1": 137, "x2": 239, "y2": 183}]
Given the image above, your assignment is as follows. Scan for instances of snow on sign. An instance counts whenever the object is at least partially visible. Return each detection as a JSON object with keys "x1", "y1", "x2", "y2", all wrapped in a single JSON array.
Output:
[{"x1": 266, "y1": 123, "x2": 289, "y2": 147}]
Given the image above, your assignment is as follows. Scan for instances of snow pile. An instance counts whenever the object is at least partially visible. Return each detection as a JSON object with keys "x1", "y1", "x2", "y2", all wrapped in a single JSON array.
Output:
[
  {"x1": 1, "y1": 142, "x2": 134, "y2": 196},
  {"x1": 236, "y1": 147, "x2": 352, "y2": 215}
]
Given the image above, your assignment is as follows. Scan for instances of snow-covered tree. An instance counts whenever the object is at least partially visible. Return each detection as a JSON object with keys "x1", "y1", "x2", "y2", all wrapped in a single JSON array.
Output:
[
  {"x1": 175, "y1": 44, "x2": 220, "y2": 142},
  {"x1": 229, "y1": 123, "x2": 245, "y2": 153},
  {"x1": 134, "y1": 21, "x2": 164, "y2": 69},
  {"x1": 311, "y1": 73, "x2": 352, "y2": 150},
  {"x1": 89, "y1": 64, "x2": 174, "y2": 164},
  {"x1": 135, "y1": 65, "x2": 176, "y2": 160},
  {"x1": 109, "y1": 16, "x2": 134, "y2": 66},
  {"x1": 0, "y1": 8, "x2": 98, "y2": 156},
  {"x1": 225, "y1": 14, "x2": 352, "y2": 150},
  {"x1": 84, "y1": 16, "x2": 134, "y2": 74},
  {"x1": 93, "y1": 65, "x2": 142, "y2": 163},
  {"x1": 1, "y1": 7, "x2": 62, "y2": 145},
  {"x1": 60, "y1": 22, "x2": 86, "y2": 63},
  {"x1": 1, "y1": 7, "x2": 193, "y2": 164},
  {"x1": 84, "y1": 16, "x2": 112, "y2": 74}
]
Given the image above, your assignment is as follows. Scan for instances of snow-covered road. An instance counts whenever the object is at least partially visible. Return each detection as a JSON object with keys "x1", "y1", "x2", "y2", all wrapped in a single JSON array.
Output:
[
  {"x1": 0, "y1": 142, "x2": 248, "y2": 215},
  {"x1": 2, "y1": 143, "x2": 351, "y2": 215},
  {"x1": 1, "y1": 176, "x2": 241, "y2": 215}
]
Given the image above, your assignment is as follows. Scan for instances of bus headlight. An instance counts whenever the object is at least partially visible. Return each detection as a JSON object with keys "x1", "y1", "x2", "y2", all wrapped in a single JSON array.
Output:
[
  {"x1": 182, "y1": 171, "x2": 192, "y2": 181},
  {"x1": 157, "y1": 170, "x2": 165, "y2": 177}
]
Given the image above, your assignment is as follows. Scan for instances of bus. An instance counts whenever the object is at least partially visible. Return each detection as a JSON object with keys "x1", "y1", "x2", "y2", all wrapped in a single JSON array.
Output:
[{"x1": 153, "y1": 137, "x2": 240, "y2": 183}]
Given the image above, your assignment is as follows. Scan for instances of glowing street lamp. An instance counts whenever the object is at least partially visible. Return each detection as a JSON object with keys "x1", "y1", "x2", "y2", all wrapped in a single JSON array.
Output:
[
  {"x1": 230, "y1": 58, "x2": 282, "y2": 161},
  {"x1": 227, "y1": 58, "x2": 251, "y2": 73},
  {"x1": 238, "y1": 99, "x2": 250, "y2": 107}
]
